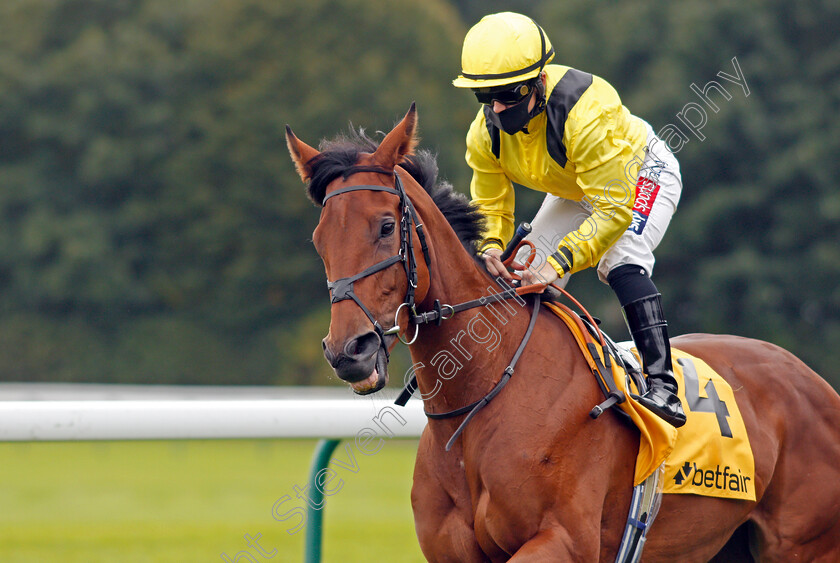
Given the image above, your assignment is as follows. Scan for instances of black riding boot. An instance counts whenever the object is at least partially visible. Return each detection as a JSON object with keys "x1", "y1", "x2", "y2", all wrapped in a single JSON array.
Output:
[{"x1": 623, "y1": 294, "x2": 686, "y2": 428}]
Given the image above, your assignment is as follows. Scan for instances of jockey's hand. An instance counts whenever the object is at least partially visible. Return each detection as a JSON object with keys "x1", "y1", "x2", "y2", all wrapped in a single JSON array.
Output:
[
  {"x1": 518, "y1": 260, "x2": 559, "y2": 290},
  {"x1": 481, "y1": 248, "x2": 511, "y2": 280}
]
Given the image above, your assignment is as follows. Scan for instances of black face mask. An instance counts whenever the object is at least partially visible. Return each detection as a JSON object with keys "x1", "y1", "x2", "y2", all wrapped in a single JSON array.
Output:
[{"x1": 487, "y1": 94, "x2": 534, "y2": 135}]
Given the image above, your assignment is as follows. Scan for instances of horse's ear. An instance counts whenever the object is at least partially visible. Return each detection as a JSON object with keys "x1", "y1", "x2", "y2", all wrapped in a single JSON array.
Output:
[
  {"x1": 286, "y1": 125, "x2": 321, "y2": 182},
  {"x1": 373, "y1": 102, "x2": 418, "y2": 168}
]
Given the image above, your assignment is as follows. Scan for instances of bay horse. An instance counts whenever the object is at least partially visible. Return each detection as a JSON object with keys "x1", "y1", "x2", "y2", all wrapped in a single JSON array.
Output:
[{"x1": 286, "y1": 104, "x2": 840, "y2": 562}]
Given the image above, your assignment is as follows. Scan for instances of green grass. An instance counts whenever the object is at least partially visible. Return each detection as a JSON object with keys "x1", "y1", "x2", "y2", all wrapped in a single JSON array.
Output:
[{"x1": 0, "y1": 439, "x2": 426, "y2": 562}]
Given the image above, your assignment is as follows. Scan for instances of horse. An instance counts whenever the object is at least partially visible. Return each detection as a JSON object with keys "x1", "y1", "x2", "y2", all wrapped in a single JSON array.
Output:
[{"x1": 286, "y1": 104, "x2": 840, "y2": 562}]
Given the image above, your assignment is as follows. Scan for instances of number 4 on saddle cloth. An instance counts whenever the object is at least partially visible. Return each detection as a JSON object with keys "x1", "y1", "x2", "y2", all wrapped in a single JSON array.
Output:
[{"x1": 544, "y1": 301, "x2": 756, "y2": 502}]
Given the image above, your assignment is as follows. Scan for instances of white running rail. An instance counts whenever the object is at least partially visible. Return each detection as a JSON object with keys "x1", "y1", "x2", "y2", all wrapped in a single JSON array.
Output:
[{"x1": 0, "y1": 398, "x2": 427, "y2": 441}]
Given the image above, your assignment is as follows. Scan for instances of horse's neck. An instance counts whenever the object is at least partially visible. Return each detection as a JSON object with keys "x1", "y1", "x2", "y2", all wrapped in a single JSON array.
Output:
[{"x1": 408, "y1": 212, "x2": 535, "y2": 416}]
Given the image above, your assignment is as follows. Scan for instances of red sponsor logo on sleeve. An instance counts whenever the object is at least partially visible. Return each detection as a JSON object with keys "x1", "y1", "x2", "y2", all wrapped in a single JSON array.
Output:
[
  {"x1": 633, "y1": 177, "x2": 661, "y2": 216},
  {"x1": 628, "y1": 176, "x2": 661, "y2": 235}
]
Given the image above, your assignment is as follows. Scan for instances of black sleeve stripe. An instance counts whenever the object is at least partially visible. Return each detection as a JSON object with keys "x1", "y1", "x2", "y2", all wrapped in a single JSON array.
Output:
[
  {"x1": 551, "y1": 247, "x2": 574, "y2": 274},
  {"x1": 545, "y1": 69, "x2": 593, "y2": 168}
]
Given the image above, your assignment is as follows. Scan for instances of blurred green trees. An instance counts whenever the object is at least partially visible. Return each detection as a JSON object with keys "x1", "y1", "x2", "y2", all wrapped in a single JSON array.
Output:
[
  {"x1": 0, "y1": 0, "x2": 473, "y2": 384},
  {"x1": 0, "y1": 0, "x2": 838, "y2": 389}
]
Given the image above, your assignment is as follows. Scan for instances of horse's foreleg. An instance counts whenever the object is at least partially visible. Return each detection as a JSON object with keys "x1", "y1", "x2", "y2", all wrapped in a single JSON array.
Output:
[
  {"x1": 415, "y1": 509, "x2": 487, "y2": 563},
  {"x1": 413, "y1": 432, "x2": 486, "y2": 562},
  {"x1": 508, "y1": 527, "x2": 597, "y2": 562}
]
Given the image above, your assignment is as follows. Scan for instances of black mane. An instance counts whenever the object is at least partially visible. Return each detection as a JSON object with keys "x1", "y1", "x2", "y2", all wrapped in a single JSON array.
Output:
[{"x1": 306, "y1": 128, "x2": 485, "y2": 255}]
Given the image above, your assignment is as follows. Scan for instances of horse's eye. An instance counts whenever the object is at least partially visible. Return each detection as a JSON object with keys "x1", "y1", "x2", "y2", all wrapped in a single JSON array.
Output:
[{"x1": 380, "y1": 221, "x2": 396, "y2": 238}]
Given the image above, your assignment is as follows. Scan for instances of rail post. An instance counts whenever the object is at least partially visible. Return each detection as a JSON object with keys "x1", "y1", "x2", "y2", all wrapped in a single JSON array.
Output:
[{"x1": 303, "y1": 438, "x2": 341, "y2": 563}]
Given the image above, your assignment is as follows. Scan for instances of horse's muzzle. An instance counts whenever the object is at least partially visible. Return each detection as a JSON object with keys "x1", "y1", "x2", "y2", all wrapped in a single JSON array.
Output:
[{"x1": 322, "y1": 331, "x2": 384, "y2": 387}]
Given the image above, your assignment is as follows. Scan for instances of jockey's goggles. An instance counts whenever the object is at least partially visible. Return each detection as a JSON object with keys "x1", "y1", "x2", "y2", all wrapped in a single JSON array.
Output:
[{"x1": 472, "y1": 80, "x2": 535, "y2": 106}]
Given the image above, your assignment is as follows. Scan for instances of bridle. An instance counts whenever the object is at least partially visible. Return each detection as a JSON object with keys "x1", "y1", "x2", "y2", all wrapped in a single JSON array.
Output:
[
  {"x1": 322, "y1": 168, "x2": 430, "y2": 374},
  {"x1": 321, "y1": 165, "x2": 546, "y2": 451}
]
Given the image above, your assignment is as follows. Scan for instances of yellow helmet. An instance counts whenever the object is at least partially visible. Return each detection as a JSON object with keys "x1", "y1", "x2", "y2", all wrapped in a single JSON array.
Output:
[{"x1": 453, "y1": 12, "x2": 555, "y2": 89}]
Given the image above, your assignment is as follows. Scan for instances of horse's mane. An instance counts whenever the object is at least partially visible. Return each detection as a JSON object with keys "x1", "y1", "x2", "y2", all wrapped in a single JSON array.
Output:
[{"x1": 305, "y1": 128, "x2": 485, "y2": 255}]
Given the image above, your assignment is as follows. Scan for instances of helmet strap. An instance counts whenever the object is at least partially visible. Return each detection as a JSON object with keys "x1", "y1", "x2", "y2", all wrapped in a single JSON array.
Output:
[{"x1": 529, "y1": 73, "x2": 548, "y2": 118}]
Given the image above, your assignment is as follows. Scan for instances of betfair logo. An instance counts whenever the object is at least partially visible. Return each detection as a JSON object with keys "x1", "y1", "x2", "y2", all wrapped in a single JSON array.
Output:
[{"x1": 673, "y1": 461, "x2": 751, "y2": 494}]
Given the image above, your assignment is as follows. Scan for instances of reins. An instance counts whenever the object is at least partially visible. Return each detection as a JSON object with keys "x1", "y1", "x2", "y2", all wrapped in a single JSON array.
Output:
[
  {"x1": 391, "y1": 238, "x2": 553, "y2": 450},
  {"x1": 426, "y1": 293, "x2": 541, "y2": 451}
]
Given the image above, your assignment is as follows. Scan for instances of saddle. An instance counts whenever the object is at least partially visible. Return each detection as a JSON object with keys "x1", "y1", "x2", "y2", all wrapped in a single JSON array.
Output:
[{"x1": 542, "y1": 289, "x2": 755, "y2": 501}]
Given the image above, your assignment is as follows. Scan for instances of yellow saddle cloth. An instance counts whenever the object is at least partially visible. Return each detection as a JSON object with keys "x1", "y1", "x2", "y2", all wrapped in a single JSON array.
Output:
[
  {"x1": 543, "y1": 302, "x2": 756, "y2": 502},
  {"x1": 656, "y1": 348, "x2": 756, "y2": 501}
]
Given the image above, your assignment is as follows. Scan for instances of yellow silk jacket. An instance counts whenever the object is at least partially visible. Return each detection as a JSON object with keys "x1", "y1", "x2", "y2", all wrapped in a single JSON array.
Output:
[{"x1": 466, "y1": 64, "x2": 648, "y2": 276}]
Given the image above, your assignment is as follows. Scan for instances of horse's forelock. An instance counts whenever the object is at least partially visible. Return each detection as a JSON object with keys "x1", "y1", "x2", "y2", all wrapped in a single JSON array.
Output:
[
  {"x1": 304, "y1": 128, "x2": 376, "y2": 205},
  {"x1": 305, "y1": 128, "x2": 484, "y2": 254},
  {"x1": 305, "y1": 147, "x2": 361, "y2": 205}
]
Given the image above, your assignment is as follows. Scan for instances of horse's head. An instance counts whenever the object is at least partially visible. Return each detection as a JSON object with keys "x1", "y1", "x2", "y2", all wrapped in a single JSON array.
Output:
[{"x1": 286, "y1": 104, "x2": 432, "y2": 394}]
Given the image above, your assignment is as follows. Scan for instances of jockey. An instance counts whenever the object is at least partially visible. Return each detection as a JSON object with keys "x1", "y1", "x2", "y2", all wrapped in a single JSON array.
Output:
[{"x1": 453, "y1": 12, "x2": 686, "y2": 427}]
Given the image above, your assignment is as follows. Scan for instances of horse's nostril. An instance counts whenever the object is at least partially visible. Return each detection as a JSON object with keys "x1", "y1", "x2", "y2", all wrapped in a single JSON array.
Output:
[
  {"x1": 322, "y1": 337, "x2": 336, "y2": 365},
  {"x1": 344, "y1": 331, "x2": 380, "y2": 360}
]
